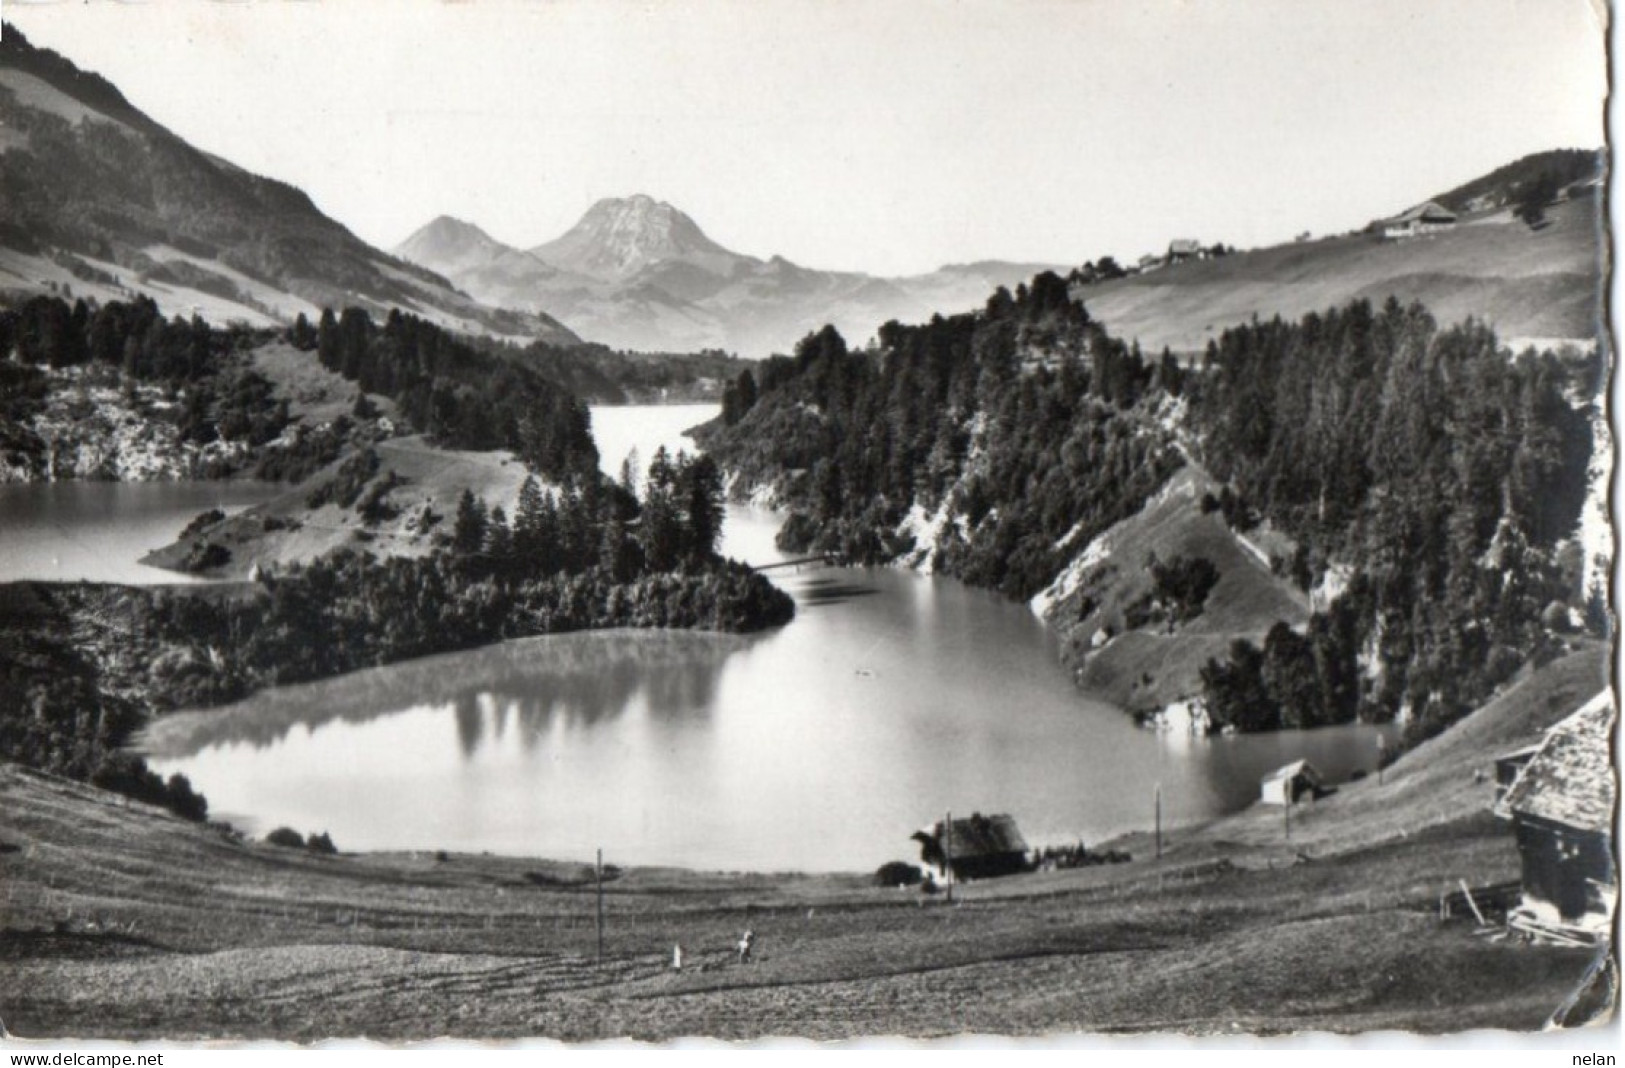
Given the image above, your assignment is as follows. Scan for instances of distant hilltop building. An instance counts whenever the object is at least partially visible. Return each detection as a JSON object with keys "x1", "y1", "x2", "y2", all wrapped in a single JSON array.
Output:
[
  {"x1": 1166, "y1": 239, "x2": 1205, "y2": 264},
  {"x1": 1372, "y1": 201, "x2": 1459, "y2": 240}
]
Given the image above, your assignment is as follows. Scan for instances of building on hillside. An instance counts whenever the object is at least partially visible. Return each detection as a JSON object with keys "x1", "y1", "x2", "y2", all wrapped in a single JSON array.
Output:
[
  {"x1": 912, "y1": 813, "x2": 1030, "y2": 881},
  {"x1": 1166, "y1": 239, "x2": 1204, "y2": 263},
  {"x1": 1373, "y1": 201, "x2": 1459, "y2": 239},
  {"x1": 1259, "y1": 759, "x2": 1322, "y2": 806},
  {"x1": 1492, "y1": 691, "x2": 1616, "y2": 944},
  {"x1": 1138, "y1": 253, "x2": 1164, "y2": 273}
]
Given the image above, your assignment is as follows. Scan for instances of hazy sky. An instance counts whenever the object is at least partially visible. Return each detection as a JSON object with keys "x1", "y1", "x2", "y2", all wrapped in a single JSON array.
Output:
[{"x1": 5, "y1": 0, "x2": 1608, "y2": 276}]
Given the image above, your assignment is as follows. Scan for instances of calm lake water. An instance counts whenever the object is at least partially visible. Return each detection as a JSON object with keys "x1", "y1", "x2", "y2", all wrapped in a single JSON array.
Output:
[
  {"x1": 130, "y1": 405, "x2": 1397, "y2": 871},
  {"x1": 0, "y1": 480, "x2": 281, "y2": 584},
  {"x1": 1, "y1": 407, "x2": 1396, "y2": 871}
]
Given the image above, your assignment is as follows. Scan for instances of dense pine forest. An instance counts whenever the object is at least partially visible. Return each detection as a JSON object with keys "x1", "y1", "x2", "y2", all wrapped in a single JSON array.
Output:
[
  {"x1": 1189, "y1": 300, "x2": 1598, "y2": 743},
  {"x1": 300, "y1": 306, "x2": 597, "y2": 478},
  {"x1": 699, "y1": 272, "x2": 1184, "y2": 601},
  {"x1": 700, "y1": 277, "x2": 1602, "y2": 745}
]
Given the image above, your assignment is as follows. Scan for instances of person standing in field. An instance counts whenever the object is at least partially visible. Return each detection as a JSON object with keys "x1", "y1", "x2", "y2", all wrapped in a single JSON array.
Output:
[{"x1": 737, "y1": 929, "x2": 754, "y2": 964}]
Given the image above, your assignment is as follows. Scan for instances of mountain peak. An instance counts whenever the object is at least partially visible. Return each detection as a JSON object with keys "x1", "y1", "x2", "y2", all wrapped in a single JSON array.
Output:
[
  {"x1": 394, "y1": 215, "x2": 530, "y2": 275},
  {"x1": 531, "y1": 195, "x2": 745, "y2": 282}
]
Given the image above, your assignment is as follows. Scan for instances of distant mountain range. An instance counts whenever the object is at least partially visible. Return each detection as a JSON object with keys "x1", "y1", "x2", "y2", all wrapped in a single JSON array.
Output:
[
  {"x1": 0, "y1": 26, "x2": 579, "y2": 345},
  {"x1": 396, "y1": 199, "x2": 1066, "y2": 358}
]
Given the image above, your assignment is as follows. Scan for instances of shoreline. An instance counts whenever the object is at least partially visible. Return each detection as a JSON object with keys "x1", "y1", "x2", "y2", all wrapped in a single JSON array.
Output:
[{"x1": 3, "y1": 638, "x2": 1605, "y2": 1039}]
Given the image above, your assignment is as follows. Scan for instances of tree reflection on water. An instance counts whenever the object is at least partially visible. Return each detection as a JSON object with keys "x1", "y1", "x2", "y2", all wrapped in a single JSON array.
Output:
[{"x1": 137, "y1": 629, "x2": 761, "y2": 760}]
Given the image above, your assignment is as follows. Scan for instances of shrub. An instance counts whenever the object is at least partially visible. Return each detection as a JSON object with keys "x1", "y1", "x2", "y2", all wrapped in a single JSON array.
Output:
[
  {"x1": 179, "y1": 541, "x2": 232, "y2": 573},
  {"x1": 89, "y1": 754, "x2": 208, "y2": 822},
  {"x1": 177, "y1": 508, "x2": 226, "y2": 541},
  {"x1": 875, "y1": 860, "x2": 923, "y2": 887},
  {"x1": 306, "y1": 447, "x2": 379, "y2": 510},
  {"x1": 265, "y1": 827, "x2": 305, "y2": 849},
  {"x1": 164, "y1": 773, "x2": 208, "y2": 822},
  {"x1": 1149, "y1": 553, "x2": 1221, "y2": 623},
  {"x1": 306, "y1": 831, "x2": 338, "y2": 855}
]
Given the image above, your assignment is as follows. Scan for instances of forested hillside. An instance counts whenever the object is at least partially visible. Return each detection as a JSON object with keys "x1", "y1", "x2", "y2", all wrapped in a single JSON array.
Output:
[
  {"x1": 699, "y1": 278, "x2": 1603, "y2": 742},
  {"x1": 697, "y1": 273, "x2": 1184, "y2": 601},
  {"x1": 1187, "y1": 299, "x2": 1598, "y2": 742},
  {"x1": 302, "y1": 307, "x2": 597, "y2": 479},
  {"x1": 1431, "y1": 147, "x2": 1602, "y2": 213},
  {"x1": 0, "y1": 295, "x2": 600, "y2": 483}
]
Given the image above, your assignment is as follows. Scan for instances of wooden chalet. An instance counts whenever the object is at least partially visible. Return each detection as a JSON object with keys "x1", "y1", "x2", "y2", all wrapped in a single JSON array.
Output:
[
  {"x1": 1259, "y1": 759, "x2": 1322, "y2": 806},
  {"x1": 1493, "y1": 691, "x2": 1617, "y2": 945},
  {"x1": 912, "y1": 813, "x2": 1030, "y2": 881},
  {"x1": 1373, "y1": 201, "x2": 1458, "y2": 239}
]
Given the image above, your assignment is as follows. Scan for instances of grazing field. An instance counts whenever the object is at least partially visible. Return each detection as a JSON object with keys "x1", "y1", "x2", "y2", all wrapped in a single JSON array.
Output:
[
  {"x1": 1082, "y1": 199, "x2": 1603, "y2": 355},
  {"x1": 0, "y1": 647, "x2": 1607, "y2": 1041}
]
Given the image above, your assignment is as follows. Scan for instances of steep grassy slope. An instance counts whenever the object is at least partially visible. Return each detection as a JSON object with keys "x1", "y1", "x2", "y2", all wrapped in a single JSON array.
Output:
[
  {"x1": 1082, "y1": 198, "x2": 1603, "y2": 354},
  {"x1": 1194, "y1": 643, "x2": 1610, "y2": 856},
  {"x1": 1033, "y1": 465, "x2": 1310, "y2": 714}
]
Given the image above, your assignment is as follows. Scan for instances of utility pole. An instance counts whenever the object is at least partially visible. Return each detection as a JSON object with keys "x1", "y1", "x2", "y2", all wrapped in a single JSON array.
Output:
[
  {"x1": 1284, "y1": 796, "x2": 1291, "y2": 841},
  {"x1": 1155, "y1": 782, "x2": 1163, "y2": 859},
  {"x1": 595, "y1": 848, "x2": 605, "y2": 966},
  {"x1": 944, "y1": 810, "x2": 953, "y2": 904}
]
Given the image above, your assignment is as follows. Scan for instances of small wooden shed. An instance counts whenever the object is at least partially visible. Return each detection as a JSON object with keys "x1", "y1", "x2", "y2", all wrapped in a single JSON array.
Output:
[
  {"x1": 1259, "y1": 759, "x2": 1321, "y2": 806},
  {"x1": 1494, "y1": 692, "x2": 1616, "y2": 944},
  {"x1": 912, "y1": 813, "x2": 1030, "y2": 881}
]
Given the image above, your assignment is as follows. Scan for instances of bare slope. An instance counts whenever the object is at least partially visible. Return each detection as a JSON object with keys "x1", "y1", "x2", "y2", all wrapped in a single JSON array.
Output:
[
  {"x1": 0, "y1": 645, "x2": 1605, "y2": 1039},
  {"x1": 1081, "y1": 199, "x2": 1604, "y2": 355}
]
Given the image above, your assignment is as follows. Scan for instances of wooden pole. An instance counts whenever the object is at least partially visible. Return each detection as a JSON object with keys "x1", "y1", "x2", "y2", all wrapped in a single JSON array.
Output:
[
  {"x1": 1458, "y1": 879, "x2": 1488, "y2": 927},
  {"x1": 595, "y1": 848, "x2": 605, "y2": 966},
  {"x1": 1154, "y1": 782, "x2": 1163, "y2": 859},
  {"x1": 1284, "y1": 795, "x2": 1291, "y2": 841},
  {"x1": 944, "y1": 810, "x2": 953, "y2": 904}
]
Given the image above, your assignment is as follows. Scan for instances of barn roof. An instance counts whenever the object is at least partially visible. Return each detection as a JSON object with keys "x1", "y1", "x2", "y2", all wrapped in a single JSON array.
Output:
[
  {"x1": 1168, "y1": 239, "x2": 1203, "y2": 255},
  {"x1": 1498, "y1": 691, "x2": 1616, "y2": 833},
  {"x1": 1262, "y1": 759, "x2": 1320, "y2": 784},
  {"x1": 1385, "y1": 201, "x2": 1458, "y2": 225},
  {"x1": 919, "y1": 813, "x2": 1029, "y2": 859}
]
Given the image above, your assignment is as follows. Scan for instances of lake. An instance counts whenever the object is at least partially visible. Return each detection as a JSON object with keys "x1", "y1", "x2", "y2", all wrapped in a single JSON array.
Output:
[
  {"x1": 130, "y1": 405, "x2": 1397, "y2": 871},
  {"x1": 0, "y1": 408, "x2": 1396, "y2": 872},
  {"x1": 0, "y1": 480, "x2": 282, "y2": 584}
]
